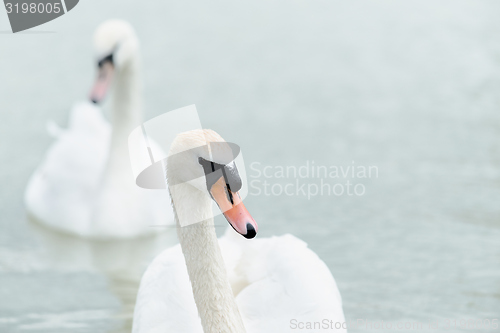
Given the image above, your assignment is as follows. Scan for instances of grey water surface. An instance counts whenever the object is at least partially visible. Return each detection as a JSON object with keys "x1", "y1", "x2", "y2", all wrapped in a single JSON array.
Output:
[{"x1": 1, "y1": 1, "x2": 499, "y2": 332}]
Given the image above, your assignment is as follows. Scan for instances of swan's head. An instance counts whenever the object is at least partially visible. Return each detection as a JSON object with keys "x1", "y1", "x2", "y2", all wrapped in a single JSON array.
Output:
[
  {"x1": 89, "y1": 19, "x2": 139, "y2": 104},
  {"x1": 168, "y1": 129, "x2": 258, "y2": 239}
]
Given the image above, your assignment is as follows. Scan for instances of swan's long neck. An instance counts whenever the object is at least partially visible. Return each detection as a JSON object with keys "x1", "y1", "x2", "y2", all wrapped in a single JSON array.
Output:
[
  {"x1": 104, "y1": 57, "x2": 142, "y2": 183},
  {"x1": 168, "y1": 180, "x2": 246, "y2": 333}
]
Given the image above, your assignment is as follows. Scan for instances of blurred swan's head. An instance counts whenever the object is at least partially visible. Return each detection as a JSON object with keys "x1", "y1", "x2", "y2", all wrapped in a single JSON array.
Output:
[
  {"x1": 167, "y1": 129, "x2": 258, "y2": 239},
  {"x1": 90, "y1": 19, "x2": 140, "y2": 104}
]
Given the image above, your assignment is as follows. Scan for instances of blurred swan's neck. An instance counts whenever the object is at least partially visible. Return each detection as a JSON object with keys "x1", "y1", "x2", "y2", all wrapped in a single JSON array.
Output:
[
  {"x1": 104, "y1": 57, "x2": 142, "y2": 182},
  {"x1": 169, "y1": 180, "x2": 246, "y2": 333},
  {"x1": 112, "y1": 57, "x2": 142, "y2": 136}
]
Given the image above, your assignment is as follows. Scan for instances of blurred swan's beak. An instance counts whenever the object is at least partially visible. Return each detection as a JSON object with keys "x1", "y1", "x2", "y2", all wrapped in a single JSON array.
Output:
[
  {"x1": 89, "y1": 61, "x2": 114, "y2": 104},
  {"x1": 210, "y1": 176, "x2": 258, "y2": 239}
]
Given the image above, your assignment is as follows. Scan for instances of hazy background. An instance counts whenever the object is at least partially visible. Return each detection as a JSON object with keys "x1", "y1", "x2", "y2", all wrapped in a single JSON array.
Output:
[{"x1": 1, "y1": 0, "x2": 499, "y2": 332}]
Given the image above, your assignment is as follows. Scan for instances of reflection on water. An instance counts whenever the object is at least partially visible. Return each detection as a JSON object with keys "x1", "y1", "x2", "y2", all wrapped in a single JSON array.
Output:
[{"x1": 24, "y1": 219, "x2": 178, "y2": 332}]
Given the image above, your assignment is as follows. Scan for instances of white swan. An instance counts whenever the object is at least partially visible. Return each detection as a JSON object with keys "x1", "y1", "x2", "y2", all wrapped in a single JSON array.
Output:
[
  {"x1": 24, "y1": 20, "x2": 173, "y2": 238},
  {"x1": 133, "y1": 129, "x2": 346, "y2": 333}
]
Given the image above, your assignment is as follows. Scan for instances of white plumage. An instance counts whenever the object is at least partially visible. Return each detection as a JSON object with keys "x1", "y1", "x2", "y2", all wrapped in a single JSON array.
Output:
[{"x1": 133, "y1": 229, "x2": 346, "y2": 332}]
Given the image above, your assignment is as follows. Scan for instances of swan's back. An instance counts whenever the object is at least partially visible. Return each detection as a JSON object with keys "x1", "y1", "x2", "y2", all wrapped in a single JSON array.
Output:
[
  {"x1": 132, "y1": 244, "x2": 203, "y2": 333},
  {"x1": 25, "y1": 101, "x2": 174, "y2": 238},
  {"x1": 225, "y1": 232, "x2": 346, "y2": 332},
  {"x1": 133, "y1": 230, "x2": 346, "y2": 332},
  {"x1": 25, "y1": 102, "x2": 110, "y2": 235}
]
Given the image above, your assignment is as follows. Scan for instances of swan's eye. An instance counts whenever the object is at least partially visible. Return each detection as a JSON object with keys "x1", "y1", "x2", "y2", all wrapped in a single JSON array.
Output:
[
  {"x1": 198, "y1": 157, "x2": 242, "y2": 199},
  {"x1": 97, "y1": 43, "x2": 120, "y2": 68},
  {"x1": 98, "y1": 53, "x2": 114, "y2": 68},
  {"x1": 224, "y1": 185, "x2": 234, "y2": 205}
]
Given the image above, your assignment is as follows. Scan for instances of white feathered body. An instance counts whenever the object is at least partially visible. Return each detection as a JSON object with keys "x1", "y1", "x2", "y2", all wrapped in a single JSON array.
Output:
[
  {"x1": 25, "y1": 102, "x2": 173, "y2": 238},
  {"x1": 133, "y1": 228, "x2": 346, "y2": 333}
]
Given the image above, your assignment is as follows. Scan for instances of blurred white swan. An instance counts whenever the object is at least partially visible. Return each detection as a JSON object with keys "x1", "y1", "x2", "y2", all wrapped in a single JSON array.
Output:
[
  {"x1": 25, "y1": 20, "x2": 173, "y2": 238},
  {"x1": 133, "y1": 130, "x2": 346, "y2": 333}
]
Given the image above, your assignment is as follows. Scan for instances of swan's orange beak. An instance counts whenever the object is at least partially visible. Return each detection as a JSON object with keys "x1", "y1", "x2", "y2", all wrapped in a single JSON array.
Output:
[
  {"x1": 210, "y1": 176, "x2": 258, "y2": 239},
  {"x1": 89, "y1": 61, "x2": 114, "y2": 104}
]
